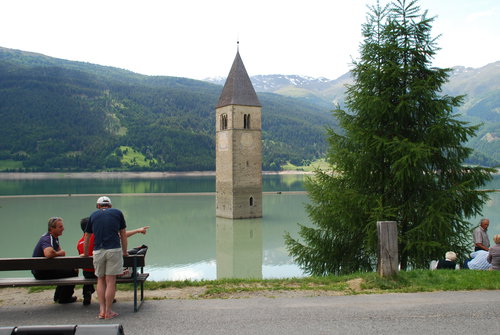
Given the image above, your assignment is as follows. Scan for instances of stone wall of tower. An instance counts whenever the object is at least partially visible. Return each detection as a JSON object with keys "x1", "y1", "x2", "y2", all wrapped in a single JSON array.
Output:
[{"x1": 216, "y1": 105, "x2": 262, "y2": 219}]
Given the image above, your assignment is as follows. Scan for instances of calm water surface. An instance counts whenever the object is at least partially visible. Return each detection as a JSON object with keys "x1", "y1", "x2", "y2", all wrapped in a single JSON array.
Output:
[{"x1": 0, "y1": 174, "x2": 498, "y2": 280}]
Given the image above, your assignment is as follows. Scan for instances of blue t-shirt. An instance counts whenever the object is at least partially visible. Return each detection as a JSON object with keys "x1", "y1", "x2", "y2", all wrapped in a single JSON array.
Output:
[
  {"x1": 85, "y1": 207, "x2": 126, "y2": 251},
  {"x1": 32, "y1": 232, "x2": 60, "y2": 257}
]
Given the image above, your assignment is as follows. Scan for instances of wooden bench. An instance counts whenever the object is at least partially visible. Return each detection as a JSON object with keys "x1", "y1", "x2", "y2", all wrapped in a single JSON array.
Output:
[{"x1": 0, "y1": 255, "x2": 148, "y2": 312}]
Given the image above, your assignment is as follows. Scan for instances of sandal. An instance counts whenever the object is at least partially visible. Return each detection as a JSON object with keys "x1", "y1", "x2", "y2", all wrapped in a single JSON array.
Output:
[
  {"x1": 97, "y1": 313, "x2": 105, "y2": 319},
  {"x1": 105, "y1": 311, "x2": 119, "y2": 320}
]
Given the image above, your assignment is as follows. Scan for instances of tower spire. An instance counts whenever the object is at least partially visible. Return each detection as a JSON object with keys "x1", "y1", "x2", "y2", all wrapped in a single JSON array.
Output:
[{"x1": 216, "y1": 50, "x2": 261, "y2": 108}]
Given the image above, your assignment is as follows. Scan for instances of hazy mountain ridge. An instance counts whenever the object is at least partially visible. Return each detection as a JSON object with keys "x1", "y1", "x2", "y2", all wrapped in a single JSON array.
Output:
[{"x1": 206, "y1": 62, "x2": 500, "y2": 165}]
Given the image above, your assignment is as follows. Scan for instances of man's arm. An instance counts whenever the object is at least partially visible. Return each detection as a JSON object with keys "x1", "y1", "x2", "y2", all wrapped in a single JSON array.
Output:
[
  {"x1": 83, "y1": 233, "x2": 91, "y2": 256},
  {"x1": 119, "y1": 228, "x2": 128, "y2": 256},
  {"x1": 475, "y1": 242, "x2": 489, "y2": 251},
  {"x1": 43, "y1": 246, "x2": 65, "y2": 258},
  {"x1": 126, "y1": 226, "x2": 150, "y2": 237}
]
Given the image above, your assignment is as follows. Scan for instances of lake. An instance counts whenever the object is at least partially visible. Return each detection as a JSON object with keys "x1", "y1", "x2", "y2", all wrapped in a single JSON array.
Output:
[{"x1": 0, "y1": 173, "x2": 498, "y2": 281}]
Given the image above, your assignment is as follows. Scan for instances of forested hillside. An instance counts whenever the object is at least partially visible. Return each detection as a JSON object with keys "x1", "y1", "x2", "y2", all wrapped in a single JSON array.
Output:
[{"x1": 0, "y1": 47, "x2": 335, "y2": 171}]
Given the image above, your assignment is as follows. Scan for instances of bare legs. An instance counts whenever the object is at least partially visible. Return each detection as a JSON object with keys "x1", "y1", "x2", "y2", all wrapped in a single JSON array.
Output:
[{"x1": 97, "y1": 275, "x2": 118, "y2": 318}]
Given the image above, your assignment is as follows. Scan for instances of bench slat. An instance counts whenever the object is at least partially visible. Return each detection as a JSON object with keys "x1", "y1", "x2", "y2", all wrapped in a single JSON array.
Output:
[
  {"x1": 0, "y1": 273, "x2": 149, "y2": 287},
  {"x1": 0, "y1": 255, "x2": 145, "y2": 271}
]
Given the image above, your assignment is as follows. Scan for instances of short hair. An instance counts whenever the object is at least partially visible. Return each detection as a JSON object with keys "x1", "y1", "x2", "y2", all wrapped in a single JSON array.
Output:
[
  {"x1": 445, "y1": 251, "x2": 457, "y2": 262},
  {"x1": 494, "y1": 234, "x2": 500, "y2": 244},
  {"x1": 80, "y1": 217, "x2": 89, "y2": 232},
  {"x1": 47, "y1": 217, "x2": 62, "y2": 231},
  {"x1": 480, "y1": 218, "x2": 489, "y2": 225}
]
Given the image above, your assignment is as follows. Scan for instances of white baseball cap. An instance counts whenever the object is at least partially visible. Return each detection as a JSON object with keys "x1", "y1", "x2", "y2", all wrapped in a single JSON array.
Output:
[{"x1": 96, "y1": 196, "x2": 112, "y2": 205}]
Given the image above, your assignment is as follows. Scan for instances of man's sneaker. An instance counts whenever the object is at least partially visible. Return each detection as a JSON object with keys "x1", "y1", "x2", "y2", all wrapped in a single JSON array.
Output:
[
  {"x1": 83, "y1": 293, "x2": 92, "y2": 306},
  {"x1": 59, "y1": 296, "x2": 77, "y2": 304}
]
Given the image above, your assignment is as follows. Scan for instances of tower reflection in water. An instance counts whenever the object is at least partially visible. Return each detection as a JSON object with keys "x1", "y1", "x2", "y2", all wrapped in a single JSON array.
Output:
[{"x1": 216, "y1": 218, "x2": 263, "y2": 279}]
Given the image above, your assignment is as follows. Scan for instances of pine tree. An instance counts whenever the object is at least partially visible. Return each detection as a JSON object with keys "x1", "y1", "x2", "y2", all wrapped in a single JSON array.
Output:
[{"x1": 285, "y1": 0, "x2": 493, "y2": 274}]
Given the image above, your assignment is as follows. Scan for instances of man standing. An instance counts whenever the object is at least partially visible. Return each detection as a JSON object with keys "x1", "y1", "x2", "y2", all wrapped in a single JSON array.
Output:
[
  {"x1": 32, "y1": 217, "x2": 78, "y2": 304},
  {"x1": 84, "y1": 196, "x2": 127, "y2": 320},
  {"x1": 77, "y1": 216, "x2": 149, "y2": 306},
  {"x1": 473, "y1": 218, "x2": 490, "y2": 252}
]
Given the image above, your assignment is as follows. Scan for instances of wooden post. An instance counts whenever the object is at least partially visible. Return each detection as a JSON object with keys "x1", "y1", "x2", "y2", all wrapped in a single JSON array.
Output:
[{"x1": 377, "y1": 221, "x2": 398, "y2": 277}]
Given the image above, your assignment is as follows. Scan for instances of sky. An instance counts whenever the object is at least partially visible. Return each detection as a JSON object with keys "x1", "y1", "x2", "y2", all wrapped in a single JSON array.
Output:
[{"x1": 0, "y1": 0, "x2": 499, "y2": 80}]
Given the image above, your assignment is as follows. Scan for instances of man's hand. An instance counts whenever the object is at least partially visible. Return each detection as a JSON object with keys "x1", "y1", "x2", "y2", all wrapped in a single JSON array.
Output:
[
  {"x1": 138, "y1": 226, "x2": 150, "y2": 234},
  {"x1": 126, "y1": 226, "x2": 150, "y2": 237}
]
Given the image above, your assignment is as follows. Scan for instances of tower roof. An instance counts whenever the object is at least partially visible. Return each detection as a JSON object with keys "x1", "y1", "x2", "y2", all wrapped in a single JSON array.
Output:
[{"x1": 216, "y1": 51, "x2": 261, "y2": 108}]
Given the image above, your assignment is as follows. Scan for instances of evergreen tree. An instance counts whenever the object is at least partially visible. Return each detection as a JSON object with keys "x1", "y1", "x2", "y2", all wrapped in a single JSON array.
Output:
[{"x1": 285, "y1": 0, "x2": 493, "y2": 274}]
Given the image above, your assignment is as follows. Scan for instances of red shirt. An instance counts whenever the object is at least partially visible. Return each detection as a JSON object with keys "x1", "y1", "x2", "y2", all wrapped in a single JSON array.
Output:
[{"x1": 77, "y1": 234, "x2": 95, "y2": 272}]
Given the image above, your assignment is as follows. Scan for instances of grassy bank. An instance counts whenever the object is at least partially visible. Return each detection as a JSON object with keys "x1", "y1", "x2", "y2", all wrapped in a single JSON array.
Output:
[{"x1": 106, "y1": 270, "x2": 500, "y2": 299}]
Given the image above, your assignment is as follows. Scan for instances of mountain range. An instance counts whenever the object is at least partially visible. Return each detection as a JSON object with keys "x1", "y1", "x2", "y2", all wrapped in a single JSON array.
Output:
[
  {"x1": 0, "y1": 46, "x2": 498, "y2": 172},
  {"x1": 207, "y1": 63, "x2": 500, "y2": 166}
]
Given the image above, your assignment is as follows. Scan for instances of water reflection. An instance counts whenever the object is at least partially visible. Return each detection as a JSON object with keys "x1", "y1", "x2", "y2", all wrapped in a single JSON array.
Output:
[
  {"x1": 216, "y1": 218, "x2": 263, "y2": 279},
  {"x1": 0, "y1": 174, "x2": 308, "y2": 196}
]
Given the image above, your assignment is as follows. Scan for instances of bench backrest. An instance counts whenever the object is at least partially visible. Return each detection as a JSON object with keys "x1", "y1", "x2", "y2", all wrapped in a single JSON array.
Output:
[{"x1": 0, "y1": 255, "x2": 145, "y2": 271}]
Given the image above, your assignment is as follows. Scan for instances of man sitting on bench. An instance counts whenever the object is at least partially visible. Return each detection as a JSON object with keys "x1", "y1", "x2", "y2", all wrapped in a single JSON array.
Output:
[{"x1": 32, "y1": 217, "x2": 78, "y2": 304}]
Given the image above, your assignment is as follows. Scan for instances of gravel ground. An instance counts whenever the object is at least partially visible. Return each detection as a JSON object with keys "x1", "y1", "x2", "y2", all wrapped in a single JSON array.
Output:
[{"x1": 0, "y1": 278, "x2": 364, "y2": 306}]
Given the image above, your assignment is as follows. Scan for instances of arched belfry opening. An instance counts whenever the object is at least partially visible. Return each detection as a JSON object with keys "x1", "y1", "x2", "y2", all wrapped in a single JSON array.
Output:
[
  {"x1": 220, "y1": 114, "x2": 228, "y2": 130},
  {"x1": 215, "y1": 47, "x2": 262, "y2": 219},
  {"x1": 244, "y1": 114, "x2": 250, "y2": 129}
]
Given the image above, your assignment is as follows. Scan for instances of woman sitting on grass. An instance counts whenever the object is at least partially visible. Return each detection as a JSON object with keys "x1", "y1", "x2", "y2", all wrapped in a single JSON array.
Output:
[
  {"x1": 436, "y1": 251, "x2": 458, "y2": 270},
  {"x1": 487, "y1": 234, "x2": 500, "y2": 271}
]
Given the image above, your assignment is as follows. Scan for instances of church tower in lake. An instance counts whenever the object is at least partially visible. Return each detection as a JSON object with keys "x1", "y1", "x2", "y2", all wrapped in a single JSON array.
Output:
[{"x1": 215, "y1": 47, "x2": 262, "y2": 219}]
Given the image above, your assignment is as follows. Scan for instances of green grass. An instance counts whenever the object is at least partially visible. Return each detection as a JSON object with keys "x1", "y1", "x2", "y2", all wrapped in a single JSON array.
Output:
[
  {"x1": 117, "y1": 145, "x2": 157, "y2": 167},
  {"x1": 18, "y1": 270, "x2": 500, "y2": 297},
  {"x1": 282, "y1": 158, "x2": 329, "y2": 172},
  {"x1": 0, "y1": 159, "x2": 23, "y2": 170},
  {"x1": 114, "y1": 270, "x2": 500, "y2": 297}
]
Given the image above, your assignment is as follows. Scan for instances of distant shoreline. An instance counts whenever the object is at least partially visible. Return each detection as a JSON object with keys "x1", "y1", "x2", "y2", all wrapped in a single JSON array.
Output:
[
  {"x1": 0, "y1": 169, "x2": 496, "y2": 180},
  {"x1": 0, "y1": 170, "x2": 314, "y2": 180}
]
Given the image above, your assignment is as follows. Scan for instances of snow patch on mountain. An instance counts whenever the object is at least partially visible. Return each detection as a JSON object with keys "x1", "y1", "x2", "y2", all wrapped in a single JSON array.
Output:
[{"x1": 204, "y1": 74, "x2": 339, "y2": 93}]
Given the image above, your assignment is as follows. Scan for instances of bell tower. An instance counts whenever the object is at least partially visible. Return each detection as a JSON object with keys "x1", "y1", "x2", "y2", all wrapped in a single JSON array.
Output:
[{"x1": 215, "y1": 48, "x2": 262, "y2": 219}]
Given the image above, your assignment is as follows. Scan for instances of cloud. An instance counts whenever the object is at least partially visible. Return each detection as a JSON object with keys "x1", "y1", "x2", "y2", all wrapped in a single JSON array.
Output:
[{"x1": 466, "y1": 9, "x2": 495, "y2": 22}]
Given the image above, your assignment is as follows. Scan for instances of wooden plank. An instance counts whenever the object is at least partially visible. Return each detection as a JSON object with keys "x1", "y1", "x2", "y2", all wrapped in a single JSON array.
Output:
[
  {"x1": 0, "y1": 273, "x2": 149, "y2": 287},
  {"x1": 0, "y1": 255, "x2": 145, "y2": 271}
]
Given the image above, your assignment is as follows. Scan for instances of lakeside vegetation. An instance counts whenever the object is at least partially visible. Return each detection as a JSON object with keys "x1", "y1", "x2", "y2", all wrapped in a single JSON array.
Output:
[
  {"x1": 24, "y1": 270, "x2": 500, "y2": 298},
  {"x1": 281, "y1": 158, "x2": 329, "y2": 172},
  {"x1": 136, "y1": 270, "x2": 500, "y2": 295}
]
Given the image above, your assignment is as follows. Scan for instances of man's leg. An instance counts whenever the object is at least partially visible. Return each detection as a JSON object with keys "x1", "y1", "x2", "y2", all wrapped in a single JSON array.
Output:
[
  {"x1": 82, "y1": 270, "x2": 96, "y2": 306},
  {"x1": 104, "y1": 275, "x2": 118, "y2": 317},
  {"x1": 53, "y1": 285, "x2": 61, "y2": 302},
  {"x1": 32, "y1": 269, "x2": 77, "y2": 303},
  {"x1": 97, "y1": 276, "x2": 107, "y2": 318},
  {"x1": 57, "y1": 285, "x2": 76, "y2": 303}
]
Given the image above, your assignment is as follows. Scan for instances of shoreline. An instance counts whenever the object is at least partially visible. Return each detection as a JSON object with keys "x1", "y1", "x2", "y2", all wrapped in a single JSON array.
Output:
[{"x1": 0, "y1": 170, "x2": 313, "y2": 180}]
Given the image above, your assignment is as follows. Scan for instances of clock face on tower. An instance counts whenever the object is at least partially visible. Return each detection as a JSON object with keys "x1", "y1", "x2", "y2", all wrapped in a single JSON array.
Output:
[
  {"x1": 218, "y1": 132, "x2": 229, "y2": 151},
  {"x1": 240, "y1": 133, "x2": 254, "y2": 149}
]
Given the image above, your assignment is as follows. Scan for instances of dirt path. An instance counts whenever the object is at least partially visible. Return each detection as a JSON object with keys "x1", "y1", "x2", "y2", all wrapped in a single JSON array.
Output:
[{"x1": 0, "y1": 279, "x2": 365, "y2": 306}]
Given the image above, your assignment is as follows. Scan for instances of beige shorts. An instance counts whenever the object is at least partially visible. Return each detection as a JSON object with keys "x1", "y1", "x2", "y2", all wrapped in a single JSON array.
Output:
[{"x1": 93, "y1": 248, "x2": 123, "y2": 277}]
